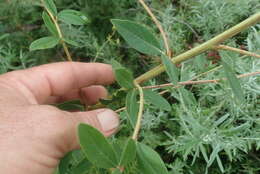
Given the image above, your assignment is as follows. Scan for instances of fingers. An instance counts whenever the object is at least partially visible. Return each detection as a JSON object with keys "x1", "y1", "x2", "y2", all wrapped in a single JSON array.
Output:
[
  {"x1": 65, "y1": 109, "x2": 119, "y2": 150},
  {"x1": 80, "y1": 86, "x2": 108, "y2": 105},
  {"x1": 45, "y1": 85, "x2": 108, "y2": 105},
  {"x1": 1, "y1": 62, "x2": 114, "y2": 104}
]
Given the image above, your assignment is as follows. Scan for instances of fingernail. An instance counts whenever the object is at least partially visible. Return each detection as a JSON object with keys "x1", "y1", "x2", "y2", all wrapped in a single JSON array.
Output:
[{"x1": 97, "y1": 109, "x2": 119, "y2": 132}]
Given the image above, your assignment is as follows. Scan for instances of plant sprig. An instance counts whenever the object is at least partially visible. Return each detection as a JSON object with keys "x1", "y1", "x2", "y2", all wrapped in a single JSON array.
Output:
[
  {"x1": 29, "y1": 0, "x2": 88, "y2": 61},
  {"x1": 43, "y1": 0, "x2": 72, "y2": 61},
  {"x1": 135, "y1": 12, "x2": 260, "y2": 84}
]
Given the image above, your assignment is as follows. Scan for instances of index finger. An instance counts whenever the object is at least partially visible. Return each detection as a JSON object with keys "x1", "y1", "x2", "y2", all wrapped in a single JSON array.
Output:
[{"x1": 1, "y1": 62, "x2": 114, "y2": 104}]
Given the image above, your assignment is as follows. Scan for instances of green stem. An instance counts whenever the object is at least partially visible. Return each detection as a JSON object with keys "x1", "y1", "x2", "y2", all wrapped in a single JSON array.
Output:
[
  {"x1": 44, "y1": 5, "x2": 72, "y2": 61},
  {"x1": 135, "y1": 12, "x2": 260, "y2": 84},
  {"x1": 138, "y1": 0, "x2": 171, "y2": 57},
  {"x1": 132, "y1": 81, "x2": 145, "y2": 140}
]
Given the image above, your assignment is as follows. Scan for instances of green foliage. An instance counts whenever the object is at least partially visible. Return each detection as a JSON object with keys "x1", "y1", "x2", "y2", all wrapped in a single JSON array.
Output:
[
  {"x1": 81, "y1": 0, "x2": 135, "y2": 40},
  {"x1": 111, "y1": 60, "x2": 135, "y2": 89},
  {"x1": 136, "y1": 142, "x2": 169, "y2": 174},
  {"x1": 111, "y1": 19, "x2": 162, "y2": 55},
  {"x1": 78, "y1": 123, "x2": 118, "y2": 169},
  {"x1": 59, "y1": 150, "x2": 92, "y2": 174},
  {"x1": 56, "y1": 100, "x2": 85, "y2": 111},
  {"x1": 42, "y1": 11, "x2": 58, "y2": 36},
  {"x1": 43, "y1": 0, "x2": 57, "y2": 16},
  {"x1": 29, "y1": 0, "x2": 88, "y2": 53},
  {"x1": 221, "y1": 60, "x2": 245, "y2": 103},
  {"x1": 126, "y1": 89, "x2": 139, "y2": 128},
  {"x1": 119, "y1": 139, "x2": 136, "y2": 166},
  {"x1": 161, "y1": 55, "x2": 179, "y2": 85},
  {"x1": 58, "y1": 10, "x2": 88, "y2": 25},
  {"x1": 1, "y1": 0, "x2": 260, "y2": 173},
  {"x1": 30, "y1": 36, "x2": 60, "y2": 51},
  {"x1": 144, "y1": 89, "x2": 171, "y2": 111},
  {"x1": 114, "y1": 68, "x2": 135, "y2": 89}
]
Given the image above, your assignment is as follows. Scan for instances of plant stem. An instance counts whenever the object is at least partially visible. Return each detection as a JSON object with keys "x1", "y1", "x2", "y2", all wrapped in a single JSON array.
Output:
[
  {"x1": 45, "y1": 7, "x2": 72, "y2": 61},
  {"x1": 214, "y1": 45, "x2": 260, "y2": 58},
  {"x1": 158, "y1": 65, "x2": 223, "y2": 95},
  {"x1": 138, "y1": 0, "x2": 171, "y2": 57},
  {"x1": 132, "y1": 81, "x2": 144, "y2": 140},
  {"x1": 143, "y1": 71, "x2": 260, "y2": 89},
  {"x1": 135, "y1": 12, "x2": 260, "y2": 84},
  {"x1": 94, "y1": 30, "x2": 116, "y2": 62},
  {"x1": 115, "y1": 107, "x2": 126, "y2": 113}
]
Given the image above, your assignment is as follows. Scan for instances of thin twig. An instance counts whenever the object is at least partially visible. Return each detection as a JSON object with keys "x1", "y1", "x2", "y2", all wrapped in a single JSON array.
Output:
[
  {"x1": 115, "y1": 107, "x2": 126, "y2": 113},
  {"x1": 214, "y1": 45, "x2": 260, "y2": 58},
  {"x1": 143, "y1": 71, "x2": 260, "y2": 89},
  {"x1": 94, "y1": 30, "x2": 116, "y2": 62},
  {"x1": 138, "y1": 0, "x2": 171, "y2": 57},
  {"x1": 115, "y1": 71, "x2": 260, "y2": 113},
  {"x1": 132, "y1": 81, "x2": 145, "y2": 140},
  {"x1": 44, "y1": 6, "x2": 72, "y2": 61},
  {"x1": 158, "y1": 65, "x2": 223, "y2": 95}
]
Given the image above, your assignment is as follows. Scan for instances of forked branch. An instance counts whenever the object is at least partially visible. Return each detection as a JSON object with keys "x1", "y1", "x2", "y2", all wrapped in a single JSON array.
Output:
[{"x1": 135, "y1": 12, "x2": 260, "y2": 84}]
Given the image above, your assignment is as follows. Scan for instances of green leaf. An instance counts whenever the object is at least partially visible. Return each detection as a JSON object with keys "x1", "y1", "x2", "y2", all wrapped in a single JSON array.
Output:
[
  {"x1": 58, "y1": 10, "x2": 88, "y2": 25},
  {"x1": 111, "y1": 140, "x2": 124, "y2": 162},
  {"x1": 115, "y1": 68, "x2": 135, "y2": 89},
  {"x1": 216, "y1": 154, "x2": 225, "y2": 173},
  {"x1": 178, "y1": 88, "x2": 197, "y2": 106},
  {"x1": 78, "y1": 124, "x2": 118, "y2": 169},
  {"x1": 222, "y1": 60, "x2": 245, "y2": 103},
  {"x1": 56, "y1": 100, "x2": 84, "y2": 111},
  {"x1": 29, "y1": 36, "x2": 60, "y2": 51},
  {"x1": 43, "y1": 0, "x2": 57, "y2": 16},
  {"x1": 111, "y1": 19, "x2": 162, "y2": 56},
  {"x1": 119, "y1": 139, "x2": 136, "y2": 166},
  {"x1": 0, "y1": 33, "x2": 9, "y2": 40},
  {"x1": 161, "y1": 55, "x2": 179, "y2": 85},
  {"x1": 59, "y1": 150, "x2": 92, "y2": 174},
  {"x1": 199, "y1": 144, "x2": 209, "y2": 163},
  {"x1": 214, "y1": 114, "x2": 229, "y2": 127},
  {"x1": 208, "y1": 144, "x2": 221, "y2": 167},
  {"x1": 221, "y1": 122, "x2": 250, "y2": 136},
  {"x1": 63, "y1": 38, "x2": 79, "y2": 47},
  {"x1": 111, "y1": 60, "x2": 134, "y2": 89},
  {"x1": 144, "y1": 89, "x2": 171, "y2": 111},
  {"x1": 126, "y1": 90, "x2": 139, "y2": 128},
  {"x1": 194, "y1": 54, "x2": 208, "y2": 71},
  {"x1": 136, "y1": 143, "x2": 169, "y2": 174},
  {"x1": 111, "y1": 59, "x2": 123, "y2": 70},
  {"x1": 42, "y1": 11, "x2": 58, "y2": 36}
]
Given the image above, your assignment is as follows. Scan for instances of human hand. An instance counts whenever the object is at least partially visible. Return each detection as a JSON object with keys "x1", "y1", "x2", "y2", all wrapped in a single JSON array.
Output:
[{"x1": 0, "y1": 62, "x2": 119, "y2": 174}]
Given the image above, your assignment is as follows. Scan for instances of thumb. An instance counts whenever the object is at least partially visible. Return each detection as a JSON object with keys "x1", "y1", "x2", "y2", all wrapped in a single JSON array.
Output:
[{"x1": 64, "y1": 109, "x2": 119, "y2": 151}]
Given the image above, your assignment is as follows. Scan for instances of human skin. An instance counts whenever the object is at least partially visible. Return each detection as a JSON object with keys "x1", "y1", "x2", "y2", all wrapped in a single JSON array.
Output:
[{"x1": 0, "y1": 62, "x2": 119, "y2": 174}]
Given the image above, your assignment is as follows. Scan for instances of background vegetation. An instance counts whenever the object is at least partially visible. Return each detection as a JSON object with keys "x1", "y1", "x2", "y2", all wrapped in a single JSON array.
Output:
[{"x1": 0, "y1": 0, "x2": 260, "y2": 173}]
